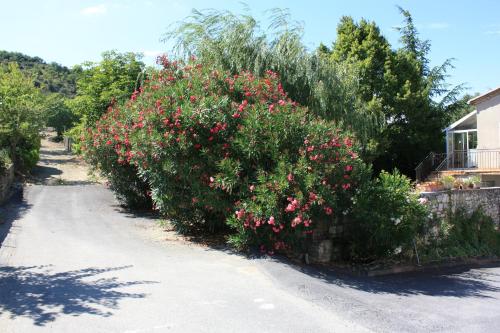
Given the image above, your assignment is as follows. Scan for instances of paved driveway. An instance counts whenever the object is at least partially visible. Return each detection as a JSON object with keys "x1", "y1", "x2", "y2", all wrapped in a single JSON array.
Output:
[{"x1": 1, "y1": 185, "x2": 499, "y2": 333}]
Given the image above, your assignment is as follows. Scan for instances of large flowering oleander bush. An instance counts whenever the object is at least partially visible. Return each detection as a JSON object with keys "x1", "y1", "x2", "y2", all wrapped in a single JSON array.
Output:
[{"x1": 83, "y1": 56, "x2": 367, "y2": 251}]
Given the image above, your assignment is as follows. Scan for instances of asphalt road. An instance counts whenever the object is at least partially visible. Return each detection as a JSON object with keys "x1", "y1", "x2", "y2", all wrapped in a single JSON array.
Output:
[{"x1": 1, "y1": 184, "x2": 500, "y2": 332}]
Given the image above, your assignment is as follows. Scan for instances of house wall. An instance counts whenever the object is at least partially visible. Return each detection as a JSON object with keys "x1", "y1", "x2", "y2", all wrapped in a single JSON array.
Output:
[
  {"x1": 477, "y1": 94, "x2": 500, "y2": 150},
  {"x1": 475, "y1": 94, "x2": 500, "y2": 169}
]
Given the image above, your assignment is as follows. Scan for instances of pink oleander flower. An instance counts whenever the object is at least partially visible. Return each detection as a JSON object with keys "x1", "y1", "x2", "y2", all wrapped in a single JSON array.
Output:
[
  {"x1": 291, "y1": 215, "x2": 302, "y2": 227},
  {"x1": 268, "y1": 216, "x2": 275, "y2": 225},
  {"x1": 236, "y1": 209, "x2": 245, "y2": 219},
  {"x1": 342, "y1": 183, "x2": 351, "y2": 190}
]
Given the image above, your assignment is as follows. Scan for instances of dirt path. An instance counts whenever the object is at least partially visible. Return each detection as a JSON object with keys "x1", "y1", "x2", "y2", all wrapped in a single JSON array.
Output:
[{"x1": 29, "y1": 131, "x2": 97, "y2": 185}]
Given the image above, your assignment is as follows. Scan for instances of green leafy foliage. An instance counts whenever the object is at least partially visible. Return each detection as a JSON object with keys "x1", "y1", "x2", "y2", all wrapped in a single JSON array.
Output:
[
  {"x1": 322, "y1": 8, "x2": 465, "y2": 176},
  {"x1": 70, "y1": 51, "x2": 145, "y2": 125},
  {"x1": 0, "y1": 63, "x2": 44, "y2": 170},
  {"x1": 44, "y1": 94, "x2": 78, "y2": 137},
  {"x1": 0, "y1": 148, "x2": 11, "y2": 172},
  {"x1": 164, "y1": 9, "x2": 381, "y2": 151},
  {"x1": 83, "y1": 58, "x2": 366, "y2": 252},
  {"x1": 0, "y1": 50, "x2": 77, "y2": 97},
  {"x1": 421, "y1": 207, "x2": 500, "y2": 260},
  {"x1": 347, "y1": 170, "x2": 428, "y2": 261}
]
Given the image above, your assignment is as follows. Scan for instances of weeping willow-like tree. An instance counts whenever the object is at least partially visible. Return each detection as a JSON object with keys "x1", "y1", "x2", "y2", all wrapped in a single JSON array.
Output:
[{"x1": 163, "y1": 8, "x2": 384, "y2": 151}]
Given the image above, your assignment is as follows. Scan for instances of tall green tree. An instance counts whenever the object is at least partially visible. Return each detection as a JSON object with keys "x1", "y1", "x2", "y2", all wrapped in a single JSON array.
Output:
[
  {"x1": 320, "y1": 16, "x2": 391, "y2": 158},
  {"x1": 44, "y1": 93, "x2": 77, "y2": 137},
  {"x1": 69, "y1": 50, "x2": 145, "y2": 125},
  {"x1": 164, "y1": 9, "x2": 382, "y2": 148},
  {"x1": 0, "y1": 63, "x2": 44, "y2": 168},
  {"x1": 447, "y1": 92, "x2": 478, "y2": 123},
  {"x1": 326, "y1": 8, "x2": 462, "y2": 176}
]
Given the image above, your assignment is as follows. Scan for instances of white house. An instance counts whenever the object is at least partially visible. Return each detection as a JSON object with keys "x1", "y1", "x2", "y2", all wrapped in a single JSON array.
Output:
[{"x1": 417, "y1": 87, "x2": 500, "y2": 185}]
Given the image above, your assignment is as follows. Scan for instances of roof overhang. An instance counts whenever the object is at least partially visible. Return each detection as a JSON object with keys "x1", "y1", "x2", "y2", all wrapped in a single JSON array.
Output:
[
  {"x1": 468, "y1": 87, "x2": 500, "y2": 106},
  {"x1": 443, "y1": 110, "x2": 477, "y2": 132}
]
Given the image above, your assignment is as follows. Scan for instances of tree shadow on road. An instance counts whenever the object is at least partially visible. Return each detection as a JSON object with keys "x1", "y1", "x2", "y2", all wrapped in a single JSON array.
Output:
[
  {"x1": 0, "y1": 265, "x2": 158, "y2": 326},
  {"x1": 0, "y1": 187, "x2": 31, "y2": 248},
  {"x1": 29, "y1": 165, "x2": 63, "y2": 183},
  {"x1": 266, "y1": 256, "x2": 500, "y2": 299}
]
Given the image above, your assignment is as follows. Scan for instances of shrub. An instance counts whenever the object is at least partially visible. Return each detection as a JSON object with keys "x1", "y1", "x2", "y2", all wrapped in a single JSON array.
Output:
[
  {"x1": 423, "y1": 207, "x2": 500, "y2": 260},
  {"x1": 0, "y1": 62, "x2": 44, "y2": 171},
  {"x1": 83, "y1": 56, "x2": 366, "y2": 251},
  {"x1": 0, "y1": 148, "x2": 11, "y2": 172},
  {"x1": 346, "y1": 170, "x2": 428, "y2": 262},
  {"x1": 82, "y1": 105, "x2": 152, "y2": 209},
  {"x1": 13, "y1": 135, "x2": 41, "y2": 172},
  {"x1": 440, "y1": 175, "x2": 455, "y2": 190},
  {"x1": 18, "y1": 146, "x2": 40, "y2": 171},
  {"x1": 45, "y1": 94, "x2": 78, "y2": 138}
]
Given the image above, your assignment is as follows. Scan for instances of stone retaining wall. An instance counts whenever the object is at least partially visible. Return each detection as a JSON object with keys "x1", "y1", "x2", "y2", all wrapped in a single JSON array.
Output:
[
  {"x1": 419, "y1": 187, "x2": 500, "y2": 224},
  {"x1": 0, "y1": 165, "x2": 14, "y2": 204}
]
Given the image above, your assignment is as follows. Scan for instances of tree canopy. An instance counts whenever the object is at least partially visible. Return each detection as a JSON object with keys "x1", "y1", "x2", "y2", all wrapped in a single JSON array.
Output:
[
  {"x1": 164, "y1": 9, "x2": 382, "y2": 148},
  {"x1": 68, "y1": 50, "x2": 145, "y2": 125},
  {"x1": 0, "y1": 63, "x2": 44, "y2": 168},
  {"x1": 0, "y1": 50, "x2": 77, "y2": 97},
  {"x1": 321, "y1": 7, "x2": 464, "y2": 176}
]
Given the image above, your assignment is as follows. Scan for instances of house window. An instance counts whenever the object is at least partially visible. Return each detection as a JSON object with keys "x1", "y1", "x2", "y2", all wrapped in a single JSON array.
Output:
[{"x1": 468, "y1": 131, "x2": 477, "y2": 150}]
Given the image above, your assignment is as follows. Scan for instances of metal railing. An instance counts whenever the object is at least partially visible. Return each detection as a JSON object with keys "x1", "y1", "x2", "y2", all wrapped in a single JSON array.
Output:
[
  {"x1": 436, "y1": 150, "x2": 500, "y2": 171},
  {"x1": 415, "y1": 152, "x2": 447, "y2": 182}
]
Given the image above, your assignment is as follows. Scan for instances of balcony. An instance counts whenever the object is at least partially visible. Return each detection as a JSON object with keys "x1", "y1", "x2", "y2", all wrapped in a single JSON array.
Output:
[
  {"x1": 437, "y1": 150, "x2": 500, "y2": 171},
  {"x1": 415, "y1": 150, "x2": 500, "y2": 182}
]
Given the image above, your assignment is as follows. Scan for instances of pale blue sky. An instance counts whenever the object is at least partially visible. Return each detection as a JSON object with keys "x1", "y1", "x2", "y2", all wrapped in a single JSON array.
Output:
[{"x1": 1, "y1": 0, "x2": 499, "y2": 94}]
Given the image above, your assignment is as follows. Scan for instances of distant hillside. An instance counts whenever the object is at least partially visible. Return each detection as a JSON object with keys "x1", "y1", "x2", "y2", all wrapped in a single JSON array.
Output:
[{"x1": 0, "y1": 50, "x2": 77, "y2": 97}]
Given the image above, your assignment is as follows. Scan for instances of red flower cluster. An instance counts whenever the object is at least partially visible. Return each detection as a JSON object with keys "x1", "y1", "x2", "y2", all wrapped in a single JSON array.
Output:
[{"x1": 83, "y1": 55, "x2": 363, "y2": 253}]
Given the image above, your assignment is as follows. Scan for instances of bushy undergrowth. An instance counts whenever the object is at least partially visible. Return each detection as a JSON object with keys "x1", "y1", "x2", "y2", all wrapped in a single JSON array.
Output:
[
  {"x1": 346, "y1": 170, "x2": 428, "y2": 262},
  {"x1": 83, "y1": 56, "x2": 366, "y2": 252},
  {"x1": 0, "y1": 148, "x2": 11, "y2": 172},
  {"x1": 421, "y1": 207, "x2": 500, "y2": 261}
]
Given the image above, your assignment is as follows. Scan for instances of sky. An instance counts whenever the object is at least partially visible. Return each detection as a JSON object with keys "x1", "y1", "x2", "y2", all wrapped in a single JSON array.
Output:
[{"x1": 0, "y1": 0, "x2": 499, "y2": 95}]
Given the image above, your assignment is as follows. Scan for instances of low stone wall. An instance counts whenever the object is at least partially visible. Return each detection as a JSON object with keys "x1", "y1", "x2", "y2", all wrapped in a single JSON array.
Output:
[
  {"x1": 0, "y1": 165, "x2": 14, "y2": 205},
  {"x1": 420, "y1": 187, "x2": 500, "y2": 224}
]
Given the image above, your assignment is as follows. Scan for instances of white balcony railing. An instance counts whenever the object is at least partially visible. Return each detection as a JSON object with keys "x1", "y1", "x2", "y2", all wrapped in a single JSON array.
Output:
[{"x1": 436, "y1": 150, "x2": 500, "y2": 171}]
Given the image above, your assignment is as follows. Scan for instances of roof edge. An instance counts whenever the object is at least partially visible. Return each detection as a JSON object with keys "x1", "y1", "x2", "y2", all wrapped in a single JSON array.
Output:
[
  {"x1": 443, "y1": 110, "x2": 477, "y2": 132},
  {"x1": 468, "y1": 87, "x2": 500, "y2": 105}
]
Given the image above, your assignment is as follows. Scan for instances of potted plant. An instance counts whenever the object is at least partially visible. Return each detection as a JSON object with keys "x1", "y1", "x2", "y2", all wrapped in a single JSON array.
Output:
[
  {"x1": 454, "y1": 178, "x2": 464, "y2": 190},
  {"x1": 441, "y1": 175, "x2": 455, "y2": 190},
  {"x1": 463, "y1": 177, "x2": 474, "y2": 189},
  {"x1": 470, "y1": 175, "x2": 481, "y2": 189}
]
